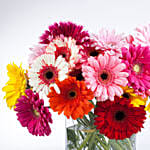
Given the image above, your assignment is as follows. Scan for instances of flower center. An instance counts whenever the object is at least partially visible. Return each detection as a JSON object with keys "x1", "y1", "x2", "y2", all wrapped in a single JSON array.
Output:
[
  {"x1": 45, "y1": 71, "x2": 53, "y2": 80},
  {"x1": 68, "y1": 90, "x2": 77, "y2": 99},
  {"x1": 101, "y1": 73, "x2": 108, "y2": 80},
  {"x1": 62, "y1": 53, "x2": 66, "y2": 58},
  {"x1": 38, "y1": 65, "x2": 57, "y2": 85},
  {"x1": 115, "y1": 111, "x2": 125, "y2": 121},
  {"x1": 122, "y1": 93, "x2": 130, "y2": 99},
  {"x1": 33, "y1": 109, "x2": 40, "y2": 117},
  {"x1": 98, "y1": 70, "x2": 112, "y2": 84},
  {"x1": 89, "y1": 50, "x2": 99, "y2": 57},
  {"x1": 133, "y1": 64, "x2": 141, "y2": 73}
]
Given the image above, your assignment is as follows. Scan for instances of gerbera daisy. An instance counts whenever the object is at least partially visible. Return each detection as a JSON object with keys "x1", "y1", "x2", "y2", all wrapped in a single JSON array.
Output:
[
  {"x1": 15, "y1": 89, "x2": 53, "y2": 136},
  {"x1": 28, "y1": 45, "x2": 47, "y2": 65},
  {"x1": 92, "y1": 28, "x2": 126, "y2": 56},
  {"x1": 122, "y1": 44, "x2": 150, "y2": 93},
  {"x1": 28, "y1": 54, "x2": 68, "y2": 95},
  {"x1": 46, "y1": 36, "x2": 81, "y2": 69},
  {"x1": 48, "y1": 77, "x2": 94, "y2": 120},
  {"x1": 94, "y1": 97, "x2": 146, "y2": 140},
  {"x1": 82, "y1": 53, "x2": 128, "y2": 101},
  {"x1": 40, "y1": 21, "x2": 90, "y2": 46},
  {"x1": 121, "y1": 86, "x2": 148, "y2": 107},
  {"x1": 2, "y1": 63, "x2": 27, "y2": 109},
  {"x1": 134, "y1": 24, "x2": 150, "y2": 46},
  {"x1": 79, "y1": 43, "x2": 102, "y2": 65}
]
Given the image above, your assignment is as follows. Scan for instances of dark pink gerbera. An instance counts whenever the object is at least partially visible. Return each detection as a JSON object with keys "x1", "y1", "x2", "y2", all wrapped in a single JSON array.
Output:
[
  {"x1": 122, "y1": 44, "x2": 150, "y2": 93},
  {"x1": 15, "y1": 89, "x2": 53, "y2": 136},
  {"x1": 40, "y1": 21, "x2": 90, "y2": 46}
]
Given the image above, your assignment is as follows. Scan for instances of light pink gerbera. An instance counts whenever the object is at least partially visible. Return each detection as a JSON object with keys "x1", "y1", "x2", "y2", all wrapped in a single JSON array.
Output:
[
  {"x1": 93, "y1": 28, "x2": 126, "y2": 57},
  {"x1": 82, "y1": 53, "x2": 128, "y2": 101},
  {"x1": 28, "y1": 45, "x2": 47, "y2": 65},
  {"x1": 15, "y1": 89, "x2": 53, "y2": 136},
  {"x1": 122, "y1": 44, "x2": 150, "y2": 93},
  {"x1": 134, "y1": 24, "x2": 150, "y2": 46}
]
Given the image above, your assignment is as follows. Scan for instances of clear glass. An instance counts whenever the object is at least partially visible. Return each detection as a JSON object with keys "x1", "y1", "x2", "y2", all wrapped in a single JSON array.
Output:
[{"x1": 65, "y1": 118, "x2": 136, "y2": 150}]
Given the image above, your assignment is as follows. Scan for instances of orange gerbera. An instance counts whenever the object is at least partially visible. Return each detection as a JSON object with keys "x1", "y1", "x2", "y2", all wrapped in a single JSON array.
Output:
[{"x1": 48, "y1": 77, "x2": 94, "y2": 120}]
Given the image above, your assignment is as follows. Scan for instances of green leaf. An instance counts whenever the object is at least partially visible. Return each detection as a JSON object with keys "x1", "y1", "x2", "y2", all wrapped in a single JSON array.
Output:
[
  {"x1": 77, "y1": 118, "x2": 88, "y2": 127},
  {"x1": 96, "y1": 135, "x2": 109, "y2": 150},
  {"x1": 109, "y1": 140, "x2": 123, "y2": 150},
  {"x1": 88, "y1": 132, "x2": 96, "y2": 150},
  {"x1": 67, "y1": 128, "x2": 78, "y2": 147},
  {"x1": 77, "y1": 133, "x2": 92, "y2": 150},
  {"x1": 83, "y1": 115, "x2": 90, "y2": 125}
]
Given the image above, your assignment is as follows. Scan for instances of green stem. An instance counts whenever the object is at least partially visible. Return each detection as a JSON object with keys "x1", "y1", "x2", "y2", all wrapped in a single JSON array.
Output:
[
  {"x1": 96, "y1": 142, "x2": 103, "y2": 150},
  {"x1": 96, "y1": 135, "x2": 109, "y2": 150},
  {"x1": 77, "y1": 133, "x2": 92, "y2": 150}
]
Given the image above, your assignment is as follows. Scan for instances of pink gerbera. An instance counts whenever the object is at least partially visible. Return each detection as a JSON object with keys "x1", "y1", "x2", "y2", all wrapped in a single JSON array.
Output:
[
  {"x1": 15, "y1": 89, "x2": 53, "y2": 136},
  {"x1": 28, "y1": 45, "x2": 47, "y2": 65},
  {"x1": 82, "y1": 53, "x2": 128, "y2": 101},
  {"x1": 122, "y1": 44, "x2": 150, "y2": 93},
  {"x1": 134, "y1": 24, "x2": 150, "y2": 46},
  {"x1": 93, "y1": 28, "x2": 126, "y2": 57}
]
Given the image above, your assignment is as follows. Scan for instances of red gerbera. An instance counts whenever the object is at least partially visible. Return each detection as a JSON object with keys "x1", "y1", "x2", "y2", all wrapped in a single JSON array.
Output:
[
  {"x1": 94, "y1": 96, "x2": 146, "y2": 140},
  {"x1": 48, "y1": 77, "x2": 94, "y2": 120},
  {"x1": 40, "y1": 21, "x2": 90, "y2": 46}
]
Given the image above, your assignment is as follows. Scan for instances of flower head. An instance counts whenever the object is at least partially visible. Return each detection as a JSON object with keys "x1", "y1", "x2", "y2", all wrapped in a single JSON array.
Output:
[
  {"x1": 28, "y1": 54, "x2": 68, "y2": 95},
  {"x1": 94, "y1": 97, "x2": 146, "y2": 140},
  {"x1": 15, "y1": 89, "x2": 53, "y2": 136},
  {"x1": 48, "y1": 77, "x2": 94, "y2": 120},
  {"x1": 28, "y1": 45, "x2": 47, "y2": 65},
  {"x1": 82, "y1": 53, "x2": 128, "y2": 101},
  {"x1": 134, "y1": 24, "x2": 150, "y2": 46},
  {"x1": 46, "y1": 37, "x2": 81, "y2": 69},
  {"x1": 121, "y1": 86, "x2": 148, "y2": 107},
  {"x1": 122, "y1": 45, "x2": 150, "y2": 93},
  {"x1": 93, "y1": 28, "x2": 125, "y2": 56},
  {"x1": 40, "y1": 22, "x2": 90, "y2": 46},
  {"x1": 2, "y1": 63, "x2": 27, "y2": 109}
]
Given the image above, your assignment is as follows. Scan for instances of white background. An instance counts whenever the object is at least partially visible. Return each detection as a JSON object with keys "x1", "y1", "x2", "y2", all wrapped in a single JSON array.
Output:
[{"x1": 1, "y1": 0, "x2": 150, "y2": 149}]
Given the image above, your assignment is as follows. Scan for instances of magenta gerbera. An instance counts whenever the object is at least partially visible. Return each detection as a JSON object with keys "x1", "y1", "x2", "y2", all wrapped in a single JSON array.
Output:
[
  {"x1": 15, "y1": 89, "x2": 53, "y2": 136},
  {"x1": 82, "y1": 53, "x2": 128, "y2": 101},
  {"x1": 122, "y1": 44, "x2": 150, "y2": 93},
  {"x1": 40, "y1": 21, "x2": 90, "y2": 46}
]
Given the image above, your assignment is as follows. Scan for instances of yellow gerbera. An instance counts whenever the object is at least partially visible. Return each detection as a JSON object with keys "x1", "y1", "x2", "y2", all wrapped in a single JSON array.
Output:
[
  {"x1": 2, "y1": 63, "x2": 27, "y2": 109},
  {"x1": 121, "y1": 86, "x2": 148, "y2": 107}
]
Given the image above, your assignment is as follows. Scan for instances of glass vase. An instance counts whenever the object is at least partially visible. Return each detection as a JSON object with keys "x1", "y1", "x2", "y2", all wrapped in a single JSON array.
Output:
[{"x1": 65, "y1": 115, "x2": 136, "y2": 150}]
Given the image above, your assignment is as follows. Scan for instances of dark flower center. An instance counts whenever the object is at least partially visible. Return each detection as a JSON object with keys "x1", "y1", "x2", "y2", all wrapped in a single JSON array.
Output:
[
  {"x1": 45, "y1": 71, "x2": 53, "y2": 80},
  {"x1": 122, "y1": 93, "x2": 130, "y2": 99},
  {"x1": 62, "y1": 53, "x2": 66, "y2": 58},
  {"x1": 115, "y1": 111, "x2": 125, "y2": 121},
  {"x1": 89, "y1": 51, "x2": 99, "y2": 57},
  {"x1": 68, "y1": 90, "x2": 77, "y2": 99},
  {"x1": 101, "y1": 73, "x2": 108, "y2": 80}
]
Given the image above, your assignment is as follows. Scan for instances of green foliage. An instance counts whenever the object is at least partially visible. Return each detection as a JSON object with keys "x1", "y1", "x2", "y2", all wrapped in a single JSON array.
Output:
[{"x1": 66, "y1": 115, "x2": 135, "y2": 150}]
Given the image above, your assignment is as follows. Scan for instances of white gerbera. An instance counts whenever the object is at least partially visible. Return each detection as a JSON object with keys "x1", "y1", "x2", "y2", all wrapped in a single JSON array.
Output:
[
  {"x1": 46, "y1": 36, "x2": 81, "y2": 70},
  {"x1": 28, "y1": 54, "x2": 68, "y2": 95}
]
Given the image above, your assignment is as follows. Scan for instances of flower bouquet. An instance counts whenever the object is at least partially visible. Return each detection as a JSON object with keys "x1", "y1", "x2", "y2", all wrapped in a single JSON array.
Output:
[{"x1": 2, "y1": 22, "x2": 150, "y2": 150}]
